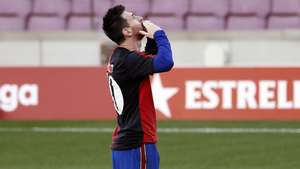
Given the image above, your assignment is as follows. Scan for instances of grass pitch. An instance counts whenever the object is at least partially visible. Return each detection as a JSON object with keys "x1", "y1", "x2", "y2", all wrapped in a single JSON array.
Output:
[{"x1": 1, "y1": 121, "x2": 300, "y2": 169}]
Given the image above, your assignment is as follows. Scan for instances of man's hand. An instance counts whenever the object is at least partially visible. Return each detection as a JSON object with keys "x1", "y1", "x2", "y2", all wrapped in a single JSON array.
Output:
[{"x1": 139, "y1": 20, "x2": 162, "y2": 39}]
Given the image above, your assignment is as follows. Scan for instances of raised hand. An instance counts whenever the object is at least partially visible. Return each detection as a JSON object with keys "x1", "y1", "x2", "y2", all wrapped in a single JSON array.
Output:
[{"x1": 139, "y1": 20, "x2": 162, "y2": 39}]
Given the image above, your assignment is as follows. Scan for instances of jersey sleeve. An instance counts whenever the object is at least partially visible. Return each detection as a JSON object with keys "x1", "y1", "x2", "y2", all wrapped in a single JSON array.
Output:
[
  {"x1": 145, "y1": 37, "x2": 158, "y2": 55},
  {"x1": 124, "y1": 52, "x2": 154, "y2": 79}
]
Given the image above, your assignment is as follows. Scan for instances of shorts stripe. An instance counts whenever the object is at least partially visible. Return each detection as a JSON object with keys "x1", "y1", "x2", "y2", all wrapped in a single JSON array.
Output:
[{"x1": 140, "y1": 144, "x2": 146, "y2": 169}]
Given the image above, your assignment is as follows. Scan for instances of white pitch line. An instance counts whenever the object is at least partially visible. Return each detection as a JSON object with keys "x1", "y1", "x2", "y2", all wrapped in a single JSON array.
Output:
[
  {"x1": 1, "y1": 127, "x2": 300, "y2": 134},
  {"x1": 33, "y1": 127, "x2": 113, "y2": 133},
  {"x1": 158, "y1": 128, "x2": 300, "y2": 134}
]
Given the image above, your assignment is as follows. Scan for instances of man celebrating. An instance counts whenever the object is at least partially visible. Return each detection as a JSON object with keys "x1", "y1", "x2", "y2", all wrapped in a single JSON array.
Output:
[{"x1": 102, "y1": 5, "x2": 174, "y2": 169}]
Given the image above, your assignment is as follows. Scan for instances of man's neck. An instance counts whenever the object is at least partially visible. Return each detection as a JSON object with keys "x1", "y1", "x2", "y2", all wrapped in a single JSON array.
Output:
[{"x1": 119, "y1": 38, "x2": 141, "y2": 52}]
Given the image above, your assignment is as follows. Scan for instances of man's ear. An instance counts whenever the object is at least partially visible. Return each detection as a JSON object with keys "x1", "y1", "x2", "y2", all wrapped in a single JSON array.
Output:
[{"x1": 122, "y1": 27, "x2": 133, "y2": 37}]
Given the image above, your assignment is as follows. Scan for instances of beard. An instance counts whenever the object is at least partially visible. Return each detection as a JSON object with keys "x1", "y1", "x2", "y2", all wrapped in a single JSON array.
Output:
[{"x1": 137, "y1": 22, "x2": 147, "y2": 40}]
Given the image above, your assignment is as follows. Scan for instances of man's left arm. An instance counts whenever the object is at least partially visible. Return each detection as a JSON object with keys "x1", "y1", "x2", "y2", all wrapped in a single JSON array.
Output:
[
  {"x1": 140, "y1": 21, "x2": 174, "y2": 73},
  {"x1": 152, "y1": 30, "x2": 173, "y2": 73}
]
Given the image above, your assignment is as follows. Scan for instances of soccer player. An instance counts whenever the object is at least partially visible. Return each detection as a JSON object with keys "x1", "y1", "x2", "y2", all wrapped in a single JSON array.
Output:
[{"x1": 102, "y1": 5, "x2": 174, "y2": 169}]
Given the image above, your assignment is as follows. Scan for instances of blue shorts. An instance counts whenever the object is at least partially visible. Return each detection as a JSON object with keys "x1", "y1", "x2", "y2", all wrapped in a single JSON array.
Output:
[{"x1": 112, "y1": 144, "x2": 160, "y2": 169}]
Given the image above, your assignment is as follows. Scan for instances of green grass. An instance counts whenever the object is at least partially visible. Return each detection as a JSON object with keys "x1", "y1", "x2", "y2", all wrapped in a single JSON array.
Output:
[{"x1": 1, "y1": 121, "x2": 300, "y2": 169}]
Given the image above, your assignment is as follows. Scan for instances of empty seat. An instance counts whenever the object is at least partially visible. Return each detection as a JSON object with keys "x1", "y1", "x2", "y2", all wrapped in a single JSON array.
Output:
[
  {"x1": 189, "y1": 0, "x2": 229, "y2": 17},
  {"x1": 186, "y1": 16, "x2": 224, "y2": 31},
  {"x1": 71, "y1": 0, "x2": 92, "y2": 15},
  {"x1": 0, "y1": 0, "x2": 32, "y2": 18},
  {"x1": 271, "y1": 0, "x2": 300, "y2": 14},
  {"x1": 93, "y1": 0, "x2": 112, "y2": 17},
  {"x1": 268, "y1": 0, "x2": 300, "y2": 30},
  {"x1": 67, "y1": 15, "x2": 93, "y2": 31},
  {"x1": 27, "y1": 15, "x2": 65, "y2": 31},
  {"x1": 230, "y1": 0, "x2": 271, "y2": 17},
  {"x1": 150, "y1": 0, "x2": 188, "y2": 16},
  {"x1": 32, "y1": 0, "x2": 71, "y2": 17},
  {"x1": 268, "y1": 16, "x2": 300, "y2": 29},
  {"x1": 0, "y1": 16, "x2": 24, "y2": 31},
  {"x1": 113, "y1": 0, "x2": 150, "y2": 17},
  {"x1": 147, "y1": 16, "x2": 183, "y2": 30},
  {"x1": 227, "y1": 16, "x2": 265, "y2": 30}
]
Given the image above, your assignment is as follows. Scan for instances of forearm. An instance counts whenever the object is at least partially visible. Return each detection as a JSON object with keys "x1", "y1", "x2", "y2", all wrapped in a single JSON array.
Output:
[{"x1": 152, "y1": 30, "x2": 174, "y2": 73}]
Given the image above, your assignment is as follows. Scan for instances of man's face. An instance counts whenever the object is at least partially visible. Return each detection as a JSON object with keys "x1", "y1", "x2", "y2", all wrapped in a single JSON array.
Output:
[{"x1": 121, "y1": 11, "x2": 145, "y2": 40}]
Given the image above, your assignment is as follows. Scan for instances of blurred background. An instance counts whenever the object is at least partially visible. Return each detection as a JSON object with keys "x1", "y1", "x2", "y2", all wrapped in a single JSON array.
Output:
[
  {"x1": 0, "y1": 0, "x2": 300, "y2": 66},
  {"x1": 1, "y1": 0, "x2": 300, "y2": 169}
]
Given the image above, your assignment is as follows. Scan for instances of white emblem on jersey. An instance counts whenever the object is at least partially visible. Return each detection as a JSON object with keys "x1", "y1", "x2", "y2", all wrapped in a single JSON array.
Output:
[{"x1": 108, "y1": 75, "x2": 124, "y2": 115}]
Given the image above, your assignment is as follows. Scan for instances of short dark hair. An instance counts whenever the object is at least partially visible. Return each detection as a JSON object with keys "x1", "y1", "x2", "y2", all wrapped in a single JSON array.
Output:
[{"x1": 102, "y1": 5, "x2": 128, "y2": 45}]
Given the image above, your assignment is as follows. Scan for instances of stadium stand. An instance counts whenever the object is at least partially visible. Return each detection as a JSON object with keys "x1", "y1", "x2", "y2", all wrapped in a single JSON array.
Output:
[
  {"x1": 27, "y1": 15, "x2": 65, "y2": 31},
  {"x1": 146, "y1": 0, "x2": 187, "y2": 30},
  {"x1": 66, "y1": 0, "x2": 93, "y2": 30},
  {"x1": 0, "y1": 0, "x2": 300, "y2": 31},
  {"x1": 267, "y1": 0, "x2": 300, "y2": 29},
  {"x1": 0, "y1": 0, "x2": 32, "y2": 19},
  {"x1": 1, "y1": 0, "x2": 300, "y2": 67},
  {"x1": 229, "y1": 0, "x2": 270, "y2": 17},
  {"x1": 0, "y1": 0, "x2": 31, "y2": 30},
  {"x1": 227, "y1": 17, "x2": 265, "y2": 30},
  {"x1": 150, "y1": 0, "x2": 188, "y2": 17},
  {"x1": 113, "y1": 0, "x2": 150, "y2": 17},
  {"x1": 0, "y1": 16, "x2": 24, "y2": 31},
  {"x1": 27, "y1": 0, "x2": 70, "y2": 31},
  {"x1": 71, "y1": 0, "x2": 92, "y2": 15},
  {"x1": 93, "y1": 0, "x2": 112, "y2": 17},
  {"x1": 146, "y1": 15, "x2": 183, "y2": 30},
  {"x1": 185, "y1": 0, "x2": 229, "y2": 30},
  {"x1": 31, "y1": 0, "x2": 71, "y2": 17},
  {"x1": 186, "y1": 15, "x2": 225, "y2": 31},
  {"x1": 226, "y1": 0, "x2": 270, "y2": 30},
  {"x1": 67, "y1": 16, "x2": 93, "y2": 30}
]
